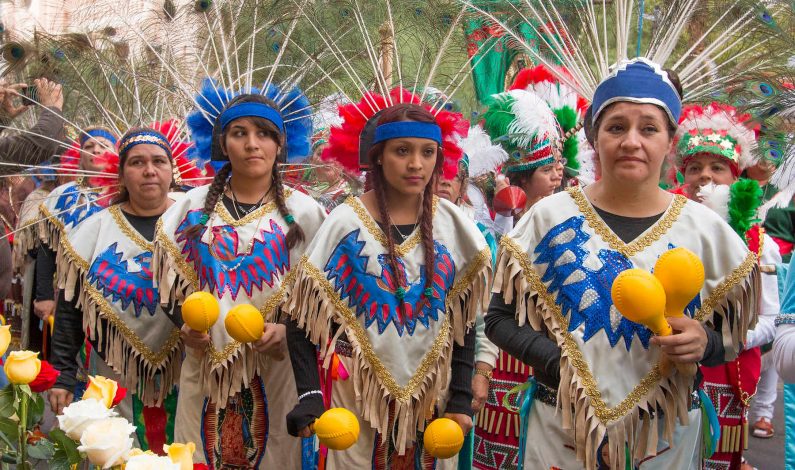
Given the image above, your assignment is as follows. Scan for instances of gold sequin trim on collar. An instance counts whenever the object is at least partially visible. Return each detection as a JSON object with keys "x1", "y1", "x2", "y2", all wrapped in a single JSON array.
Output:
[
  {"x1": 568, "y1": 186, "x2": 686, "y2": 258},
  {"x1": 499, "y1": 236, "x2": 754, "y2": 423},
  {"x1": 214, "y1": 189, "x2": 292, "y2": 227},
  {"x1": 109, "y1": 205, "x2": 153, "y2": 251},
  {"x1": 344, "y1": 195, "x2": 438, "y2": 257},
  {"x1": 299, "y1": 257, "x2": 451, "y2": 402}
]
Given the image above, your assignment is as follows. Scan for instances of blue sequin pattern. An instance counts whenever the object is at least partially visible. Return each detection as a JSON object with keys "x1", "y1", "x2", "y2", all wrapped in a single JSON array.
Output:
[{"x1": 533, "y1": 216, "x2": 653, "y2": 350}]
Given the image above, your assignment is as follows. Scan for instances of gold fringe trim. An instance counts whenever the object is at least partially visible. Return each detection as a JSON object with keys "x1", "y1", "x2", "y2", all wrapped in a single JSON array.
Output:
[
  {"x1": 568, "y1": 187, "x2": 687, "y2": 258},
  {"x1": 109, "y1": 205, "x2": 152, "y2": 251},
  {"x1": 38, "y1": 204, "x2": 65, "y2": 250},
  {"x1": 153, "y1": 219, "x2": 296, "y2": 406},
  {"x1": 59, "y1": 235, "x2": 182, "y2": 407},
  {"x1": 287, "y1": 250, "x2": 491, "y2": 454},
  {"x1": 495, "y1": 237, "x2": 759, "y2": 470},
  {"x1": 345, "y1": 196, "x2": 439, "y2": 257},
  {"x1": 12, "y1": 222, "x2": 37, "y2": 271}
]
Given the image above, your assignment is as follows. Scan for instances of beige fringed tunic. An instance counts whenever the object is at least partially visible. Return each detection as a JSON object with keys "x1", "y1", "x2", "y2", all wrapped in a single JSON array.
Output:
[
  {"x1": 287, "y1": 196, "x2": 492, "y2": 468},
  {"x1": 153, "y1": 185, "x2": 326, "y2": 468},
  {"x1": 493, "y1": 187, "x2": 759, "y2": 470}
]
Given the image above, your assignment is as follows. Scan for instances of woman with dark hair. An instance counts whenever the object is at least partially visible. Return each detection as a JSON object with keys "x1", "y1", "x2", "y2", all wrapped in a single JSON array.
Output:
[
  {"x1": 153, "y1": 84, "x2": 325, "y2": 468},
  {"x1": 49, "y1": 128, "x2": 182, "y2": 452},
  {"x1": 284, "y1": 96, "x2": 491, "y2": 468},
  {"x1": 486, "y1": 58, "x2": 758, "y2": 469}
]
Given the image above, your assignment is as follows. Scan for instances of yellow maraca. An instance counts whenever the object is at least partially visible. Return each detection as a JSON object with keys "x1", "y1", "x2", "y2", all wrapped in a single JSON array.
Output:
[
  {"x1": 181, "y1": 291, "x2": 220, "y2": 333},
  {"x1": 611, "y1": 269, "x2": 671, "y2": 336},
  {"x1": 423, "y1": 418, "x2": 465, "y2": 459},
  {"x1": 312, "y1": 408, "x2": 360, "y2": 450},
  {"x1": 224, "y1": 304, "x2": 265, "y2": 343},
  {"x1": 653, "y1": 247, "x2": 704, "y2": 376},
  {"x1": 653, "y1": 247, "x2": 705, "y2": 319}
]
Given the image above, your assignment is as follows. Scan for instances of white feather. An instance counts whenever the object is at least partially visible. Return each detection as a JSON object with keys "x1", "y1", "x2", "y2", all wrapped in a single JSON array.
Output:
[
  {"x1": 457, "y1": 125, "x2": 509, "y2": 178},
  {"x1": 696, "y1": 183, "x2": 731, "y2": 221},
  {"x1": 576, "y1": 129, "x2": 597, "y2": 185},
  {"x1": 506, "y1": 89, "x2": 559, "y2": 149}
]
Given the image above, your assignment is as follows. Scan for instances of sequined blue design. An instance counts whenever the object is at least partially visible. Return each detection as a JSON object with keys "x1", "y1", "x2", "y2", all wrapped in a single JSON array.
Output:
[
  {"x1": 533, "y1": 216, "x2": 652, "y2": 350},
  {"x1": 87, "y1": 243, "x2": 158, "y2": 317},
  {"x1": 324, "y1": 229, "x2": 455, "y2": 336},
  {"x1": 54, "y1": 184, "x2": 104, "y2": 228}
]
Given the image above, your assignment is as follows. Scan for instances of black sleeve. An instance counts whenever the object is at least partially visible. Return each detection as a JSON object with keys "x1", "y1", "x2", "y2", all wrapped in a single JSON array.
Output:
[
  {"x1": 51, "y1": 288, "x2": 85, "y2": 391},
  {"x1": 485, "y1": 291, "x2": 562, "y2": 389},
  {"x1": 285, "y1": 318, "x2": 325, "y2": 436},
  {"x1": 700, "y1": 311, "x2": 727, "y2": 367},
  {"x1": 444, "y1": 321, "x2": 476, "y2": 416},
  {"x1": 35, "y1": 243, "x2": 56, "y2": 301},
  {"x1": 0, "y1": 107, "x2": 65, "y2": 176}
]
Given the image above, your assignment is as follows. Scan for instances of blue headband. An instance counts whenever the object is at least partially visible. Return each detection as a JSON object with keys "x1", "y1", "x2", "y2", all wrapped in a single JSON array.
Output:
[
  {"x1": 372, "y1": 121, "x2": 442, "y2": 145},
  {"x1": 118, "y1": 130, "x2": 172, "y2": 159},
  {"x1": 219, "y1": 102, "x2": 284, "y2": 132},
  {"x1": 80, "y1": 129, "x2": 117, "y2": 146},
  {"x1": 591, "y1": 58, "x2": 682, "y2": 126}
]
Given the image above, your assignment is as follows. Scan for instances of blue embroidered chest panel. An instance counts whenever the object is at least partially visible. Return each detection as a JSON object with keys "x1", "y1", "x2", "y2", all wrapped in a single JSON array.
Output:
[
  {"x1": 324, "y1": 229, "x2": 456, "y2": 337},
  {"x1": 88, "y1": 243, "x2": 159, "y2": 317},
  {"x1": 533, "y1": 217, "x2": 701, "y2": 350},
  {"x1": 175, "y1": 208, "x2": 290, "y2": 300},
  {"x1": 55, "y1": 185, "x2": 104, "y2": 228}
]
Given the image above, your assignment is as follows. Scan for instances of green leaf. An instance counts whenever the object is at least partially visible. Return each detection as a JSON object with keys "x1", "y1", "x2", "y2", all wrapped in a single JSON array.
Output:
[
  {"x1": 25, "y1": 395, "x2": 44, "y2": 428},
  {"x1": 0, "y1": 418, "x2": 18, "y2": 441},
  {"x1": 0, "y1": 387, "x2": 15, "y2": 418},
  {"x1": 16, "y1": 386, "x2": 32, "y2": 400},
  {"x1": 48, "y1": 428, "x2": 81, "y2": 464},
  {"x1": 26, "y1": 439, "x2": 55, "y2": 460}
]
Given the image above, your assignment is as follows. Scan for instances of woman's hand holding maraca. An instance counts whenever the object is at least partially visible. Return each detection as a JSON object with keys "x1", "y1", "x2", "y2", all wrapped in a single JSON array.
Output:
[
  {"x1": 180, "y1": 324, "x2": 210, "y2": 351},
  {"x1": 443, "y1": 413, "x2": 473, "y2": 435},
  {"x1": 651, "y1": 316, "x2": 707, "y2": 364},
  {"x1": 252, "y1": 323, "x2": 286, "y2": 360}
]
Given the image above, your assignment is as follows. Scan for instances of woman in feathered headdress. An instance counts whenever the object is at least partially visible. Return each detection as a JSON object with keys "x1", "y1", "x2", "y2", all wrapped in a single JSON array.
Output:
[
  {"x1": 284, "y1": 88, "x2": 492, "y2": 469},
  {"x1": 486, "y1": 57, "x2": 759, "y2": 470},
  {"x1": 49, "y1": 128, "x2": 185, "y2": 453},
  {"x1": 674, "y1": 102, "x2": 781, "y2": 469},
  {"x1": 153, "y1": 80, "x2": 326, "y2": 468}
]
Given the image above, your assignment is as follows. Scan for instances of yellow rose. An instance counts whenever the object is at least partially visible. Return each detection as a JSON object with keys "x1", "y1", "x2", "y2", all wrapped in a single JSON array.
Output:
[
  {"x1": 4, "y1": 350, "x2": 41, "y2": 385},
  {"x1": 164, "y1": 442, "x2": 195, "y2": 470},
  {"x1": 0, "y1": 325, "x2": 11, "y2": 357},
  {"x1": 82, "y1": 376, "x2": 119, "y2": 409}
]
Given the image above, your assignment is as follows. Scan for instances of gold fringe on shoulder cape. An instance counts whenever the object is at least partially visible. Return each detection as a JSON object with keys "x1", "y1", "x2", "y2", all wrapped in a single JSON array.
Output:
[
  {"x1": 287, "y1": 249, "x2": 491, "y2": 454},
  {"x1": 495, "y1": 237, "x2": 759, "y2": 470},
  {"x1": 59, "y1": 235, "x2": 182, "y2": 407}
]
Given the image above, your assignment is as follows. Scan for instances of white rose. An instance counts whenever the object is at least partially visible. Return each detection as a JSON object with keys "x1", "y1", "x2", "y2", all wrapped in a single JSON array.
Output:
[
  {"x1": 77, "y1": 417, "x2": 136, "y2": 469},
  {"x1": 125, "y1": 453, "x2": 181, "y2": 470},
  {"x1": 56, "y1": 398, "x2": 117, "y2": 440}
]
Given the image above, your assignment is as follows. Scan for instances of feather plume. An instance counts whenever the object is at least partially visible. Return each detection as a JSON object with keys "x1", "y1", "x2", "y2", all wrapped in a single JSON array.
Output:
[{"x1": 457, "y1": 125, "x2": 508, "y2": 178}]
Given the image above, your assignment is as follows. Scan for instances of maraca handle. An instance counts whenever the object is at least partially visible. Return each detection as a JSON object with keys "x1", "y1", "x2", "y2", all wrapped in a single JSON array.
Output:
[{"x1": 676, "y1": 362, "x2": 697, "y2": 377}]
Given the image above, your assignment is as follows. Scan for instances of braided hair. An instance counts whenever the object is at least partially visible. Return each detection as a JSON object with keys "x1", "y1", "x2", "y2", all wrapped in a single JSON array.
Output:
[
  {"x1": 183, "y1": 94, "x2": 304, "y2": 247},
  {"x1": 366, "y1": 103, "x2": 441, "y2": 313}
]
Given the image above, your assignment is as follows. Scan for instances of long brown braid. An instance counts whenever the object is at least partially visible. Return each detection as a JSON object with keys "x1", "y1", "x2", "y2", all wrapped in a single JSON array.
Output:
[
  {"x1": 182, "y1": 162, "x2": 231, "y2": 239},
  {"x1": 271, "y1": 160, "x2": 304, "y2": 249},
  {"x1": 367, "y1": 103, "x2": 443, "y2": 315}
]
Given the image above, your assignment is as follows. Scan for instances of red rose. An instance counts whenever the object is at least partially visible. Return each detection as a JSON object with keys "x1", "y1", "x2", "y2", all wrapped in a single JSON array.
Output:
[
  {"x1": 193, "y1": 465, "x2": 210, "y2": 470},
  {"x1": 112, "y1": 385, "x2": 127, "y2": 407},
  {"x1": 29, "y1": 361, "x2": 59, "y2": 393}
]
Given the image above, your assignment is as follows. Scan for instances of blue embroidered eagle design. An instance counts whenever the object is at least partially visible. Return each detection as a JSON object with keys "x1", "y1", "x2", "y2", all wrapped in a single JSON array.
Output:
[
  {"x1": 175, "y1": 209, "x2": 289, "y2": 300},
  {"x1": 88, "y1": 243, "x2": 159, "y2": 317},
  {"x1": 324, "y1": 229, "x2": 455, "y2": 336},
  {"x1": 54, "y1": 184, "x2": 105, "y2": 228},
  {"x1": 533, "y1": 216, "x2": 652, "y2": 350}
]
